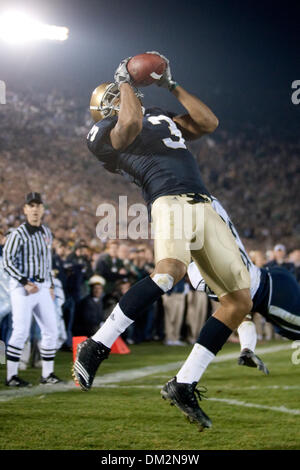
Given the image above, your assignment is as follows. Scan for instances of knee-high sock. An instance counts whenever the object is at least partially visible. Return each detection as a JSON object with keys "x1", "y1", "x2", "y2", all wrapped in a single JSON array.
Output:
[
  {"x1": 6, "y1": 360, "x2": 19, "y2": 381},
  {"x1": 92, "y1": 276, "x2": 165, "y2": 348},
  {"x1": 176, "y1": 316, "x2": 232, "y2": 384},
  {"x1": 42, "y1": 360, "x2": 54, "y2": 378},
  {"x1": 237, "y1": 321, "x2": 257, "y2": 352}
]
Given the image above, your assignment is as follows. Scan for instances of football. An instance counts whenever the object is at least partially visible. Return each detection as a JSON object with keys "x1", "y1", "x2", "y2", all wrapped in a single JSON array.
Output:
[{"x1": 127, "y1": 53, "x2": 167, "y2": 87}]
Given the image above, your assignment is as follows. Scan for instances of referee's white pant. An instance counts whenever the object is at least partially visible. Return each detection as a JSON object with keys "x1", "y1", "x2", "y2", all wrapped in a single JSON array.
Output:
[{"x1": 6, "y1": 282, "x2": 58, "y2": 365}]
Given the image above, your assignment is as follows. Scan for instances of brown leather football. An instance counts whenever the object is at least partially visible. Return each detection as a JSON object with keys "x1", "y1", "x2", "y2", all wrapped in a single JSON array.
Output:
[{"x1": 127, "y1": 53, "x2": 167, "y2": 87}]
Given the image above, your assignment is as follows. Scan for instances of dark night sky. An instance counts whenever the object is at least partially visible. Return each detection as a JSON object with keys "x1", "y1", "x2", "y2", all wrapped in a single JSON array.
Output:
[{"x1": 0, "y1": 0, "x2": 299, "y2": 131}]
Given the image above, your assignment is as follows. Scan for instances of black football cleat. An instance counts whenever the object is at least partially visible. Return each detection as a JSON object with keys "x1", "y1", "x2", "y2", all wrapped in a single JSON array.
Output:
[
  {"x1": 238, "y1": 348, "x2": 269, "y2": 375},
  {"x1": 40, "y1": 373, "x2": 63, "y2": 384},
  {"x1": 72, "y1": 338, "x2": 110, "y2": 391},
  {"x1": 161, "y1": 377, "x2": 212, "y2": 432},
  {"x1": 5, "y1": 375, "x2": 32, "y2": 387}
]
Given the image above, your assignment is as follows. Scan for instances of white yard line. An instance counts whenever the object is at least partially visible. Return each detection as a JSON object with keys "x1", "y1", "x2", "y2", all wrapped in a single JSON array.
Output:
[
  {"x1": 76, "y1": 384, "x2": 300, "y2": 416},
  {"x1": 0, "y1": 343, "x2": 292, "y2": 403},
  {"x1": 207, "y1": 397, "x2": 300, "y2": 416}
]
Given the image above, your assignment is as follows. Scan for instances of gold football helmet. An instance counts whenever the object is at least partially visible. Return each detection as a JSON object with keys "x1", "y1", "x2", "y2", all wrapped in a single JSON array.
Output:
[
  {"x1": 89, "y1": 82, "x2": 144, "y2": 123},
  {"x1": 90, "y1": 82, "x2": 120, "y2": 122}
]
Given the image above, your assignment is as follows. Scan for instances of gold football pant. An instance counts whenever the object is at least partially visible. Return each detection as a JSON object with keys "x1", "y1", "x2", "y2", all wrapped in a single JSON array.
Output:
[{"x1": 151, "y1": 194, "x2": 250, "y2": 298}]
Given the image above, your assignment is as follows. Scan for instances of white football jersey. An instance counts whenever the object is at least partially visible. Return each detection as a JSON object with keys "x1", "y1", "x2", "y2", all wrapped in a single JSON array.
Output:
[{"x1": 188, "y1": 197, "x2": 261, "y2": 300}]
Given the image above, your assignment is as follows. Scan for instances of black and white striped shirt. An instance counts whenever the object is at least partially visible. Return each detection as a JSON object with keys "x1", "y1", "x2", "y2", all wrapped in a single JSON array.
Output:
[{"x1": 3, "y1": 222, "x2": 53, "y2": 284}]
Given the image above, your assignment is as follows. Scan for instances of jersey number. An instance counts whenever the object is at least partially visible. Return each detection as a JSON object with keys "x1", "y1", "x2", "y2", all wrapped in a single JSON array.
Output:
[
  {"x1": 87, "y1": 125, "x2": 99, "y2": 142},
  {"x1": 148, "y1": 115, "x2": 187, "y2": 149}
]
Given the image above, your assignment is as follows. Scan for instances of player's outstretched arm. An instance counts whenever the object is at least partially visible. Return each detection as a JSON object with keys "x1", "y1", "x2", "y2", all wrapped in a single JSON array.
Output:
[
  {"x1": 147, "y1": 51, "x2": 218, "y2": 140},
  {"x1": 171, "y1": 85, "x2": 219, "y2": 140},
  {"x1": 110, "y1": 83, "x2": 143, "y2": 151}
]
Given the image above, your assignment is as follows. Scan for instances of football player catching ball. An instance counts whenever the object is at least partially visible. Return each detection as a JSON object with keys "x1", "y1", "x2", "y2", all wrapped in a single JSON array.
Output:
[{"x1": 73, "y1": 52, "x2": 253, "y2": 431}]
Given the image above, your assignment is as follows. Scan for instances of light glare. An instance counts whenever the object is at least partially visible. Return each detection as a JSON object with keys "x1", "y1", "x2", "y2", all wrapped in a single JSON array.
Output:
[{"x1": 0, "y1": 11, "x2": 69, "y2": 44}]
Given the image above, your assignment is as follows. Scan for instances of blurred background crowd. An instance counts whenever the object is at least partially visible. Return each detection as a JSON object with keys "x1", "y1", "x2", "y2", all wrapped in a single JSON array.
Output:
[
  {"x1": 0, "y1": 87, "x2": 299, "y2": 363},
  {"x1": 0, "y1": 88, "x2": 299, "y2": 248}
]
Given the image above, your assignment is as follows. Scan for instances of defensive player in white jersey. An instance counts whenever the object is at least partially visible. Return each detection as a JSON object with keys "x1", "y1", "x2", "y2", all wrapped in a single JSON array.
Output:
[
  {"x1": 183, "y1": 196, "x2": 300, "y2": 383},
  {"x1": 3, "y1": 192, "x2": 62, "y2": 387}
]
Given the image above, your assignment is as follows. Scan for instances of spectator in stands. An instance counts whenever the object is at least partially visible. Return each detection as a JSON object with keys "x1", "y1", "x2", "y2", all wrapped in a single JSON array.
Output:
[
  {"x1": 288, "y1": 249, "x2": 300, "y2": 283},
  {"x1": 249, "y1": 250, "x2": 266, "y2": 267},
  {"x1": 264, "y1": 244, "x2": 296, "y2": 276},
  {"x1": 52, "y1": 238, "x2": 68, "y2": 291},
  {"x1": 61, "y1": 259, "x2": 85, "y2": 350},
  {"x1": 117, "y1": 243, "x2": 139, "y2": 282},
  {"x1": 73, "y1": 275, "x2": 106, "y2": 337},
  {"x1": 114, "y1": 278, "x2": 135, "y2": 344},
  {"x1": 162, "y1": 278, "x2": 186, "y2": 346},
  {"x1": 66, "y1": 241, "x2": 93, "y2": 298},
  {"x1": 95, "y1": 240, "x2": 128, "y2": 296},
  {"x1": 185, "y1": 284, "x2": 209, "y2": 345}
]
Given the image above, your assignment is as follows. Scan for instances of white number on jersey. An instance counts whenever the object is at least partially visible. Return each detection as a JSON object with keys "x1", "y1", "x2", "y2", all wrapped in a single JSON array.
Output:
[
  {"x1": 87, "y1": 125, "x2": 99, "y2": 142},
  {"x1": 148, "y1": 115, "x2": 187, "y2": 149}
]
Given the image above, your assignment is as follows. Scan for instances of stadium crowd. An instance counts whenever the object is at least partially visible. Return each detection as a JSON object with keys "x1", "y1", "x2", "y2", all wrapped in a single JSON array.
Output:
[
  {"x1": 0, "y1": 87, "x2": 299, "y2": 360},
  {"x1": 0, "y1": 87, "x2": 299, "y2": 249}
]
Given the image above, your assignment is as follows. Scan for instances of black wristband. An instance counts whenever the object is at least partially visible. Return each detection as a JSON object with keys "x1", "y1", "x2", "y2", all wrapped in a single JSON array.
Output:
[{"x1": 20, "y1": 277, "x2": 28, "y2": 286}]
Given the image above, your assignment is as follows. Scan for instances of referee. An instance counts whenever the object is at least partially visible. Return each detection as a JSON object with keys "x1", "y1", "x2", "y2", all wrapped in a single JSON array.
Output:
[{"x1": 3, "y1": 192, "x2": 62, "y2": 387}]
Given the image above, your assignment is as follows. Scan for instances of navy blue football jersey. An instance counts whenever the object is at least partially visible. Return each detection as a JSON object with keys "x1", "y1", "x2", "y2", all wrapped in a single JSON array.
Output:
[
  {"x1": 87, "y1": 107, "x2": 210, "y2": 206},
  {"x1": 253, "y1": 267, "x2": 300, "y2": 340}
]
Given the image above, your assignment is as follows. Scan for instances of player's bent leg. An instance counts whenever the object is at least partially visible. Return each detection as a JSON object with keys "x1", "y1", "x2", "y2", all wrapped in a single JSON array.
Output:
[
  {"x1": 73, "y1": 258, "x2": 186, "y2": 391},
  {"x1": 151, "y1": 258, "x2": 187, "y2": 286},
  {"x1": 236, "y1": 319, "x2": 269, "y2": 374},
  {"x1": 214, "y1": 288, "x2": 253, "y2": 331},
  {"x1": 162, "y1": 205, "x2": 253, "y2": 429}
]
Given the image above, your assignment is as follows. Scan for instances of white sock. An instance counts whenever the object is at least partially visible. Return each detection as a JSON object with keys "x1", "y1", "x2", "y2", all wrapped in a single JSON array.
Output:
[
  {"x1": 92, "y1": 303, "x2": 134, "y2": 348},
  {"x1": 7, "y1": 360, "x2": 19, "y2": 381},
  {"x1": 176, "y1": 343, "x2": 215, "y2": 384},
  {"x1": 42, "y1": 360, "x2": 54, "y2": 379},
  {"x1": 237, "y1": 321, "x2": 257, "y2": 352}
]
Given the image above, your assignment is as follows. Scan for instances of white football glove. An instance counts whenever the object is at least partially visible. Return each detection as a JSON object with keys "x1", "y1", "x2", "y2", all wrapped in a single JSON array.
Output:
[
  {"x1": 146, "y1": 51, "x2": 178, "y2": 91},
  {"x1": 114, "y1": 57, "x2": 132, "y2": 88}
]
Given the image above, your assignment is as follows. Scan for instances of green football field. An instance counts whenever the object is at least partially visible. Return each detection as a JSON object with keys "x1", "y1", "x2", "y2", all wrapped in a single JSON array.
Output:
[{"x1": 0, "y1": 339, "x2": 299, "y2": 450}]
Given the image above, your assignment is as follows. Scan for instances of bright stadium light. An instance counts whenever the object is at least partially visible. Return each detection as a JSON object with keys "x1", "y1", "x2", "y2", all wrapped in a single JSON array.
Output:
[{"x1": 0, "y1": 10, "x2": 69, "y2": 44}]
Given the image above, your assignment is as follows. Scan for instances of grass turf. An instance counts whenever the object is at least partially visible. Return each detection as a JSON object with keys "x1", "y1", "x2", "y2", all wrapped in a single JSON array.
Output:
[{"x1": 0, "y1": 340, "x2": 299, "y2": 450}]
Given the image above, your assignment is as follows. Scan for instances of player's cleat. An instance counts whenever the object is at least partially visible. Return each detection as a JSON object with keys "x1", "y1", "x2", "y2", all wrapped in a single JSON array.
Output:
[
  {"x1": 161, "y1": 377, "x2": 212, "y2": 431},
  {"x1": 40, "y1": 373, "x2": 63, "y2": 384},
  {"x1": 5, "y1": 375, "x2": 32, "y2": 387},
  {"x1": 238, "y1": 348, "x2": 269, "y2": 375},
  {"x1": 72, "y1": 338, "x2": 110, "y2": 391}
]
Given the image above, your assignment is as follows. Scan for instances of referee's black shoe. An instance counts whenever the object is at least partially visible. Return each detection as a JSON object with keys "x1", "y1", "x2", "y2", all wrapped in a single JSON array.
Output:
[
  {"x1": 161, "y1": 377, "x2": 212, "y2": 431},
  {"x1": 6, "y1": 375, "x2": 32, "y2": 387},
  {"x1": 40, "y1": 373, "x2": 63, "y2": 384},
  {"x1": 72, "y1": 338, "x2": 110, "y2": 391}
]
